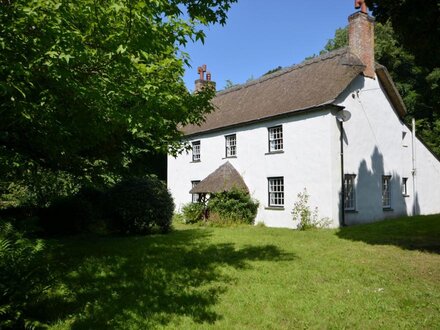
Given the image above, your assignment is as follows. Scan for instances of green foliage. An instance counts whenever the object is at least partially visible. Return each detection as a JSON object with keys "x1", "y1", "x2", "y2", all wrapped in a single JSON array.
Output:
[
  {"x1": 106, "y1": 176, "x2": 174, "y2": 234},
  {"x1": 39, "y1": 186, "x2": 105, "y2": 236},
  {"x1": 366, "y1": 0, "x2": 439, "y2": 70},
  {"x1": 0, "y1": 0, "x2": 236, "y2": 202},
  {"x1": 207, "y1": 189, "x2": 259, "y2": 225},
  {"x1": 0, "y1": 222, "x2": 51, "y2": 329},
  {"x1": 181, "y1": 202, "x2": 205, "y2": 224},
  {"x1": 263, "y1": 66, "x2": 282, "y2": 76},
  {"x1": 224, "y1": 79, "x2": 238, "y2": 89},
  {"x1": 292, "y1": 188, "x2": 331, "y2": 230}
]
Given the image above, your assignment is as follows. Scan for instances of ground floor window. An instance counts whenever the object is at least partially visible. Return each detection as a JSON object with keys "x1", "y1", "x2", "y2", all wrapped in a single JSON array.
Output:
[
  {"x1": 402, "y1": 177, "x2": 408, "y2": 196},
  {"x1": 382, "y1": 175, "x2": 392, "y2": 208},
  {"x1": 344, "y1": 174, "x2": 356, "y2": 210},
  {"x1": 191, "y1": 180, "x2": 201, "y2": 203},
  {"x1": 268, "y1": 177, "x2": 284, "y2": 207}
]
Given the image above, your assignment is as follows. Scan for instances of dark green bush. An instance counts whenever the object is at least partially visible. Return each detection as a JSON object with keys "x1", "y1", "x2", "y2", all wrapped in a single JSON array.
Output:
[
  {"x1": 39, "y1": 186, "x2": 105, "y2": 236},
  {"x1": 106, "y1": 176, "x2": 174, "y2": 234},
  {"x1": 0, "y1": 222, "x2": 51, "y2": 329},
  {"x1": 207, "y1": 189, "x2": 259, "y2": 224},
  {"x1": 181, "y1": 202, "x2": 205, "y2": 224}
]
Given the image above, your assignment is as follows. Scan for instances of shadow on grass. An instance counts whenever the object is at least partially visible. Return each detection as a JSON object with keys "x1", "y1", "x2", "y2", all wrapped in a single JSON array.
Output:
[
  {"x1": 336, "y1": 214, "x2": 440, "y2": 253},
  {"x1": 39, "y1": 228, "x2": 294, "y2": 328}
]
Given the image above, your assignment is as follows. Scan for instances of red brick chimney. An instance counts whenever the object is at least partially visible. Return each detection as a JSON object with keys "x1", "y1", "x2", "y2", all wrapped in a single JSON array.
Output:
[
  {"x1": 194, "y1": 64, "x2": 216, "y2": 92},
  {"x1": 348, "y1": 10, "x2": 375, "y2": 79}
]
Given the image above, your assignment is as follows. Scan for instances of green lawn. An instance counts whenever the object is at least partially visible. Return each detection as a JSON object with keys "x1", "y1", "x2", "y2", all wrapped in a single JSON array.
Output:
[{"x1": 40, "y1": 215, "x2": 440, "y2": 329}]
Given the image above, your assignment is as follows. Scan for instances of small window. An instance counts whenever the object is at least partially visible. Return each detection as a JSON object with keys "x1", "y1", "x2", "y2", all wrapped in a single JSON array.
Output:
[
  {"x1": 402, "y1": 177, "x2": 408, "y2": 196},
  {"x1": 402, "y1": 131, "x2": 408, "y2": 147},
  {"x1": 191, "y1": 180, "x2": 201, "y2": 203},
  {"x1": 268, "y1": 177, "x2": 284, "y2": 207},
  {"x1": 268, "y1": 125, "x2": 283, "y2": 152},
  {"x1": 344, "y1": 174, "x2": 356, "y2": 210},
  {"x1": 382, "y1": 175, "x2": 392, "y2": 208},
  {"x1": 192, "y1": 141, "x2": 200, "y2": 162},
  {"x1": 225, "y1": 134, "x2": 236, "y2": 157}
]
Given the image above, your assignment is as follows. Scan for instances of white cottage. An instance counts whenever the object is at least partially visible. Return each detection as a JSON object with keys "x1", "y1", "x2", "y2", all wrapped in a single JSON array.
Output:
[{"x1": 168, "y1": 10, "x2": 440, "y2": 228}]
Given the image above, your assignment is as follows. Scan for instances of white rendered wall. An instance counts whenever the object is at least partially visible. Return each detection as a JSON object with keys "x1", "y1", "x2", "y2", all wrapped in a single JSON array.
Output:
[
  {"x1": 168, "y1": 108, "x2": 339, "y2": 228},
  {"x1": 336, "y1": 75, "x2": 440, "y2": 224}
]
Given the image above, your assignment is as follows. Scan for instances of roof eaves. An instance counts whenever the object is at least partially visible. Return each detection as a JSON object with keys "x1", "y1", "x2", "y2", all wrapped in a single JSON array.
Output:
[{"x1": 375, "y1": 64, "x2": 407, "y2": 118}]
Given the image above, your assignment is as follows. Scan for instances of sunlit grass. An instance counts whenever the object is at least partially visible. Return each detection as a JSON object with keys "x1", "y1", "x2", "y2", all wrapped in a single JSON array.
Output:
[{"x1": 41, "y1": 214, "x2": 440, "y2": 329}]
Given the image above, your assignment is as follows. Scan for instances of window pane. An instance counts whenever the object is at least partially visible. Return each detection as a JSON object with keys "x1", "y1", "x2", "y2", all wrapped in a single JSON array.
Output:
[
  {"x1": 192, "y1": 141, "x2": 200, "y2": 162},
  {"x1": 191, "y1": 180, "x2": 201, "y2": 203},
  {"x1": 344, "y1": 174, "x2": 356, "y2": 210},
  {"x1": 268, "y1": 126, "x2": 283, "y2": 152},
  {"x1": 402, "y1": 177, "x2": 408, "y2": 195},
  {"x1": 225, "y1": 134, "x2": 236, "y2": 157},
  {"x1": 268, "y1": 177, "x2": 284, "y2": 206},
  {"x1": 382, "y1": 176, "x2": 391, "y2": 208}
]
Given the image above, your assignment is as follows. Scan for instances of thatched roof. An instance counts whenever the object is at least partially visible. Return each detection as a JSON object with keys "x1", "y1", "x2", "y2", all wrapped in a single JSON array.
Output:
[
  {"x1": 183, "y1": 48, "x2": 365, "y2": 136},
  {"x1": 189, "y1": 162, "x2": 249, "y2": 194}
]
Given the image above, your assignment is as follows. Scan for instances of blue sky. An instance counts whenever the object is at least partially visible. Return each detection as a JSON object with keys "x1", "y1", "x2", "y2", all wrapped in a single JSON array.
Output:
[{"x1": 183, "y1": 1, "x2": 358, "y2": 91}]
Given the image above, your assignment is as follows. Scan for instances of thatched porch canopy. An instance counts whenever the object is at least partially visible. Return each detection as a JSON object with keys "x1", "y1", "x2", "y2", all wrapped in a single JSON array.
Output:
[{"x1": 189, "y1": 162, "x2": 249, "y2": 194}]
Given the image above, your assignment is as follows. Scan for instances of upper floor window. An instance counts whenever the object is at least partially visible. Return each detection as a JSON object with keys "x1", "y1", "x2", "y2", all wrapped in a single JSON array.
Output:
[
  {"x1": 382, "y1": 175, "x2": 392, "y2": 208},
  {"x1": 268, "y1": 125, "x2": 283, "y2": 152},
  {"x1": 192, "y1": 141, "x2": 200, "y2": 162},
  {"x1": 225, "y1": 134, "x2": 237, "y2": 157},
  {"x1": 268, "y1": 177, "x2": 284, "y2": 207},
  {"x1": 344, "y1": 174, "x2": 356, "y2": 211}
]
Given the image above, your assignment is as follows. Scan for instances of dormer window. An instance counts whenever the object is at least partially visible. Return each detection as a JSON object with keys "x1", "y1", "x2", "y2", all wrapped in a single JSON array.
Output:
[
  {"x1": 268, "y1": 125, "x2": 283, "y2": 152},
  {"x1": 192, "y1": 141, "x2": 200, "y2": 162}
]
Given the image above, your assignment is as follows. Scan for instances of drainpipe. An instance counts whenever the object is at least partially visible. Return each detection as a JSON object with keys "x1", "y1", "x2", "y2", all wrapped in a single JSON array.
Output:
[
  {"x1": 336, "y1": 108, "x2": 351, "y2": 226},
  {"x1": 411, "y1": 118, "x2": 417, "y2": 215},
  {"x1": 340, "y1": 120, "x2": 346, "y2": 227}
]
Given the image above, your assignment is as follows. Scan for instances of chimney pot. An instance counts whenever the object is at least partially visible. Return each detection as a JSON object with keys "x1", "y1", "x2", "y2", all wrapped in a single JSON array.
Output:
[{"x1": 194, "y1": 65, "x2": 216, "y2": 92}]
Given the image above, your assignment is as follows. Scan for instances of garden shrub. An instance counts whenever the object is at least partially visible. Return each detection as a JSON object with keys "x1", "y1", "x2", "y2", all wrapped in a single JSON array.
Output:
[
  {"x1": 106, "y1": 176, "x2": 174, "y2": 234},
  {"x1": 181, "y1": 202, "x2": 205, "y2": 224},
  {"x1": 207, "y1": 188, "x2": 259, "y2": 224},
  {"x1": 292, "y1": 188, "x2": 331, "y2": 230},
  {"x1": 39, "y1": 186, "x2": 105, "y2": 236},
  {"x1": 0, "y1": 222, "x2": 51, "y2": 329}
]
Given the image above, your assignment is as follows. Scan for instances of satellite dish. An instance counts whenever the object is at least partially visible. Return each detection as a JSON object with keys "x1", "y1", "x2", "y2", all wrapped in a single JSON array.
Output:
[{"x1": 336, "y1": 110, "x2": 351, "y2": 122}]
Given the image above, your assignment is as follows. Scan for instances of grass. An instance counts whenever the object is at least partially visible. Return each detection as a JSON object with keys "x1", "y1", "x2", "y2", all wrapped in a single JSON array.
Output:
[{"x1": 37, "y1": 214, "x2": 439, "y2": 329}]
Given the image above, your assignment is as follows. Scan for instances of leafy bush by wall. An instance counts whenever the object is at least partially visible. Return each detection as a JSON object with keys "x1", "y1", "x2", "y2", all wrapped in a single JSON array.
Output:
[
  {"x1": 106, "y1": 176, "x2": 174, "y2": 234},
  {"x1": 292, "y1": 188, "x2": 331, "y2": 230},
  {"x1": 181, "y1": 202, "x2": 205, "y2": 224},
  {"x1": 0, "y1": 222, "x2": 51, "y2": 329},
  {"x1": 207, "y1": 189, "x2": 259, "y2": 224}
]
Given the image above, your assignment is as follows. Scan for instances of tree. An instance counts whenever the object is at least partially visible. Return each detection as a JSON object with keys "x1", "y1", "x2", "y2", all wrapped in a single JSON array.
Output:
[
  {"x1": 0, "y1": 0, "x2": 237, "y2": 202},
  {"x1": 366, "y1": 0, "x2": 440, "y2": 70}
]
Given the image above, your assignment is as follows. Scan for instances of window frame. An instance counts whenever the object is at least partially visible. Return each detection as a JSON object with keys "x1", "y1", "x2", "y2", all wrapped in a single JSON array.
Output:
[
  {"x1": 382, "y1": 175, "x2": 392, "y2": 209},
  {"x1": 268, "y1": 177, "x2": 284, "y2": 207},
  {"x1": 268, "y1": 125, "x2": 283, "y2": 153},
  {"x1": 191, "y1": 140, "x2": 201, "y2": 162},
  {"x1": 344, "y1": 174, "x2": 356, "y2": 211},
  {"x1": 402, "y1": 177, "x2": 409, "y2": 196},
  {"x1": 191, "y1": 180, "x2": 201, "y2": 203},
  {"x1": 225, "y1": 134, "x2": 237, "y2": 158}
]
